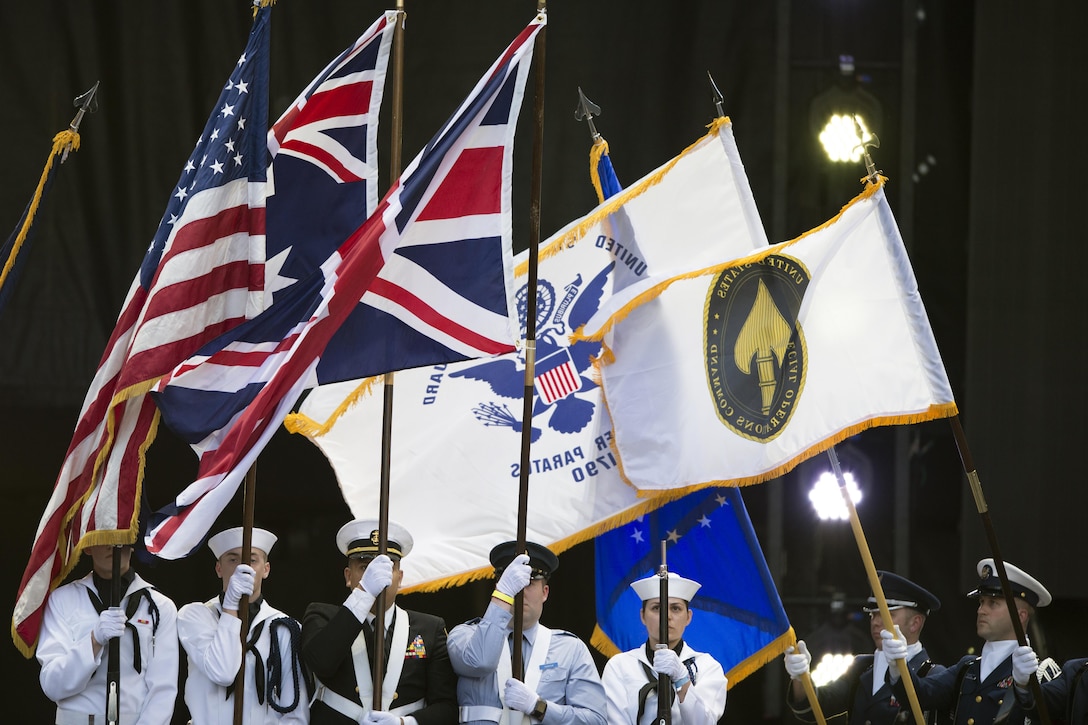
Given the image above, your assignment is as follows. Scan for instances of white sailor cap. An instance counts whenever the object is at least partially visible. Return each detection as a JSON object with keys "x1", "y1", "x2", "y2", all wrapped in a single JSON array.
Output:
[
  {"x1": 630, "y1": 572, "x2": 702, "y2": 603},
  {"x1": 968, "y1": 558, "x2": 1051, "y2": 608},
  {"x1": 336, "y1": 519, "x2": 414, "y2": 560},
  {"x1": 207, "y1": 526, "x2": 278, "y2": 559}
]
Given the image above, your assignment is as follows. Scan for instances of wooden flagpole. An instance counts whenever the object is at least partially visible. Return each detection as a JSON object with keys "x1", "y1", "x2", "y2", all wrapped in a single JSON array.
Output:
[
  {"x1": 373, "y1": 2, "x2": 408, "y2": 708},
  {"x1": 232, "y1": 463, "x2": 257, "y2": 725},
  {"x1": 512, "y1": 0, "x2": 547, "y2": 680},
  {"x1": 948, "y1": 416, "x2": 1050, "y2": 725},
  {"x1": 825, "y1": 446, "x2": 927, "y2": 725}
]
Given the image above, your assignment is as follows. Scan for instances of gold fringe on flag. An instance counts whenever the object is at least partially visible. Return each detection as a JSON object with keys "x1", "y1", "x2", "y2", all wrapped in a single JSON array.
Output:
[
  {"x1": 283, "y1": 375, "x2": 382, "y2": 437},
  {"x1": 589, "y1": 138, "x2": 611, "y2": 205},
  {"x1": 0, "y1": 129, "x2": 80, "y2": 296},
  {"x1": 515, "y1": 117, "x2": 733, "y2": 277}
]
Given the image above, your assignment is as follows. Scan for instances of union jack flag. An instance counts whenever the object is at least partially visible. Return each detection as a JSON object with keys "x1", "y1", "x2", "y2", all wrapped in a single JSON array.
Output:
[
  {"x1": 144, "y1": 15, "x2": 546, "y2": 560},
  {"x1": 13, "y1": 6, "x2": 272, "y2": 657}
]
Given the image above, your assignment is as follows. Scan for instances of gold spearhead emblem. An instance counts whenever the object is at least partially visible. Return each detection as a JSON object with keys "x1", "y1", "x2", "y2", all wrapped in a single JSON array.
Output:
[{"x1": 733, "y1": 279, "x2": 792, "y2": 414}]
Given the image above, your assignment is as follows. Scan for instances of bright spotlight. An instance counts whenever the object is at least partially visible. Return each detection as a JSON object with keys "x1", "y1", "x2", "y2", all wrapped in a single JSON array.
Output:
[
  {"x1": 809, "y1": 470, "x2": 862, "y2": 521},
  {"x1": 818, "y1": 114, "x2": 875, "y2": 163},
  {"x1": 810, "y1": 653, "x2": 856, "y2": 686},
  {"x1": 808, "y1": 55, "x2": 883, "y2": 165}
]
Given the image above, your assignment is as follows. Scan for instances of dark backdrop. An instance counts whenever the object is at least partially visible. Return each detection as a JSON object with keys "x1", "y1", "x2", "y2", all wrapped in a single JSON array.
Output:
[{"x1": 2, "y1": 1, "x2": 1085, "y2": 723}]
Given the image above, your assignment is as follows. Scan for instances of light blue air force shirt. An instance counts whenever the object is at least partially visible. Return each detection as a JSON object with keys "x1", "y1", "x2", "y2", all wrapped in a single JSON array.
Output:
[{"x1": 447, "y1": 602, "x2": 606, "y2": 725}]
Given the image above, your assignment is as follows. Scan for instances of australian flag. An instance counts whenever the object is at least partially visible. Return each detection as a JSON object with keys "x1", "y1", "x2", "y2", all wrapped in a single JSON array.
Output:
[{"x1": 144, "y1": 15, "x2": 546, "y2": 559}]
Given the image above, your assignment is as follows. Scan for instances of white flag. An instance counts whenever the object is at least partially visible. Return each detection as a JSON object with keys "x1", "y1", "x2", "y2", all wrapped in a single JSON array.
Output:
[
  {"x1": 288, "y1": 119, "x2": 769, "y2": 590},
  {"x1": 578, "y1": 181, "x2": 958, "y2": 492}
]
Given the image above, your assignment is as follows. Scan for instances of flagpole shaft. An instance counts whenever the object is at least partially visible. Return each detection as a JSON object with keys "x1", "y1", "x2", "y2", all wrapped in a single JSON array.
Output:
[
  {"x1": 512, "y1": 3, "x2": 547, "y2": 680},
  {"x1": 826, "y1": 447, "x2": 926, "y2": 725},
  {"x1": 373, "y1": 3, "x2": 407, "y2": 708},
  {"x1": 656, "y1": 541, "x2": 671, "y2": 725},
  {"x1": 948, "y1": 416, "x2": 1050, "y2": 725},
  {"x1": 106, "y1": 547, "x2": 121, "y2": 725},
  {"x1": 233, "y1": 463, "x2": 257, "y2": 725},
  {"x1": 798, "y1": 672, "x2": 829, "y2": 725}
]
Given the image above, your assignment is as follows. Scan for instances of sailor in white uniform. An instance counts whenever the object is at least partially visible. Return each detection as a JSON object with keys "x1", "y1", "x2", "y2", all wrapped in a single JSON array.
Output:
[
  {"x1": 177, "y1": 526, "x2": 310, "y2": 723},
  {"x1": 37, "y1": 543, "x2": 179, "y2": 725},
  {"x1": 601, "y1": 572, "x2": 727, "y2": 725}
]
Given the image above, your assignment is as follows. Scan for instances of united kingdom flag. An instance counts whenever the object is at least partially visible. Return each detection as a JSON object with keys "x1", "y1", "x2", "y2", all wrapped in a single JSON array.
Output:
[{"x1": 145, "y1": 14, "x2": 546, "y2": 559}]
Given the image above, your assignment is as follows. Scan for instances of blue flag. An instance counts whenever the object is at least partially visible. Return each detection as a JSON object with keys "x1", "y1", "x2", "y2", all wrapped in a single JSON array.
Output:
[{"x1": 593, "y1": 487, "x2": 794, "y2": 686}]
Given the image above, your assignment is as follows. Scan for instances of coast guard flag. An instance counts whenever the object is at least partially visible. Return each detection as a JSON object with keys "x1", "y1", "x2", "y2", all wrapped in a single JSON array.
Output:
[
  {"x1": 594, "y1": 487, "x2": 793, "y2": 686},
  {"x1": 286, "y1": 117, "x2": 770, "y2": 590},
  {"x1": 144, "y1": 16, "x2": 545, "y2": 560},
  {"x1": 578, "y1": 180, "x2": 958, "y2": 492},
  {"x1": 13, "y1": 7, "x2": 271, "y2": 657}
]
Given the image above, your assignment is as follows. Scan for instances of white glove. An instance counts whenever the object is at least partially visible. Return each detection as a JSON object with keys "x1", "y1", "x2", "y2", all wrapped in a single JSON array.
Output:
[
  {"x1": 1013, "y1": 645, "x2": 1039, "y2": 686},
  {"x1": 880, "y1": 626, "x2": 909, "y2": 661},
  {"x1": 93, "y1": 607, "x2": 127, "y2": 646},
  {"x1": 504, "y1": 677, "x2": 540, "y2": 714},
  {"x1": 496, "y1": 553, "x2": 532, "y2": 598},
  {"x1": 223, "y1": 564, "x2": 255, "y2": 610},
  {"x1": 363, "y1": 711, "x2": 400, "y2": 725},
  {"x1": 881, "y1": 626, "x2": 908, "y2": 683},
  {"x1": 783, "y1": 640, "x2": 812, "y2": 679},
  {"x1": 361, "y1": 554, "x2": 394, "y2": 597},
  {"x1": 653, "y1": 648, "x2": 689, "y2": 682}
]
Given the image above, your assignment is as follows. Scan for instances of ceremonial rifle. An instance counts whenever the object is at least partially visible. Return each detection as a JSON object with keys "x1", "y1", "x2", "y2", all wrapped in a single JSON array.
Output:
[{"x1": 656, "y1": 541, "x2": 671, "y2": 725}]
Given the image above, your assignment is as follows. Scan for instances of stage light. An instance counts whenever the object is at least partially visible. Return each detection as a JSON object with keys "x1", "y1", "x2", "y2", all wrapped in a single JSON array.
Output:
[
  {"x1": 809, "y1": 470, "x2": 862, "y2": 521},
  {"x1": 810, "y1": 652, "x2": 857, "y2": 686},
  {"x1": 819, "y1": 113, "x2": 875, "y2": 163},
  {"x1": 810, "y1": 55, "x2": 883, "y2": 164}
]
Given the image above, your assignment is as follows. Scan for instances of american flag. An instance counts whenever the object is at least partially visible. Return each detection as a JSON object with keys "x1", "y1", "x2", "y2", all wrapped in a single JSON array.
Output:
[
  {"x1": 144, "y1": 15, "x2": 546, "y2": 560},
  {"x1": 13, "y1": 6, "x2": 272, "y2": 657}
]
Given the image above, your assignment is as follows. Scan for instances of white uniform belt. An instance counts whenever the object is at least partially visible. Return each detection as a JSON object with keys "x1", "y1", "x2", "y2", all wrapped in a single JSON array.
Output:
[
  {"x1": 317, "y1": 685, "x2": 425, "y2": 722},
  {"x1": 56, "y1": 709, "x2": 130, "y2": 725},
  {"x1": 459, "y1": 704, "x2": 503, "y2": 722}
]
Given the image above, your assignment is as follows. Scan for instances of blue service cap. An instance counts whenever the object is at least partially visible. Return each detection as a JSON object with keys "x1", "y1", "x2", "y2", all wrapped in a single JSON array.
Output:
[
  {"x1": 490, "y1": 541, "x2": 559, "y2": 581},
  {"x1": 862, "y1": 570, "x2": 941, "y2": 616}
]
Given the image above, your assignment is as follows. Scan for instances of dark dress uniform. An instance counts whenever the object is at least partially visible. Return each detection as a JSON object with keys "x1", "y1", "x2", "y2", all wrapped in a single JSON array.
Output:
[
  {"x1": 892, "y1": 653, "x2": 1017, "y2": 725},
  {"x1": 302, "y1": 601, "x2": 457, "y2": 725},
  {"x1": 1008, "y1": 656, "x2": 1088, "y2": 724},
  {"x1": 791, "y1": 650, "x2": 944, "y2": 725}
]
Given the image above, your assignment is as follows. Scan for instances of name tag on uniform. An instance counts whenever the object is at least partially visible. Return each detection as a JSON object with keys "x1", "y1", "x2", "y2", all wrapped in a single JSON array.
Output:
[{"x1": 540, "y1": 662, "x2": 558, "y2": 671}]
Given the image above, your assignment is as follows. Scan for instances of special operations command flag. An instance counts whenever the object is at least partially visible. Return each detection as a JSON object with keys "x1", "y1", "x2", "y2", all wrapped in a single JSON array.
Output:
[{"x1": 577, "y1": 179, "x2": 958, "y2": 492}]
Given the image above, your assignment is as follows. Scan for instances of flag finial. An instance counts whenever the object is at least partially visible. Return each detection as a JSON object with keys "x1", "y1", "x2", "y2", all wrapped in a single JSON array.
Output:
[
  {"x1": 62, "y1": 80, "x2": 99, "y2": 161},
  {"x1": 853, "y1": 115, "x2": 882, "y2": 187},
  {"x1": 575, "y1": 87, "x2": 601, "y2": 142},
  {"x1": 707, "y1": 71, "x2": 725, "y2": 119}
]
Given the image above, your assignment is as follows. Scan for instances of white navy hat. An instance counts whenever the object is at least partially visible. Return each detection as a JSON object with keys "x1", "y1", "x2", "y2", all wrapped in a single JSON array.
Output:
[
  {"x1": 207, "y1": 527, "x2": 277, "y2": 559},
  {"x1": 630, "y1": 572, "x2": 701, "y2": 603},
  {"x1": 968, "y1": 558, "x2": 1051, "y2": 608},
  {"x1": 337, "y1": 519, "x2": 414, "y2": 560}
]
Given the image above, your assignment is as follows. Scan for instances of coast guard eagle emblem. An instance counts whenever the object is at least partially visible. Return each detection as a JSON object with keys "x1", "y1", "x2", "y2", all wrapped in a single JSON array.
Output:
[{"x1": 704, "y1": 254, "x2": 810, "y2": 442}]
